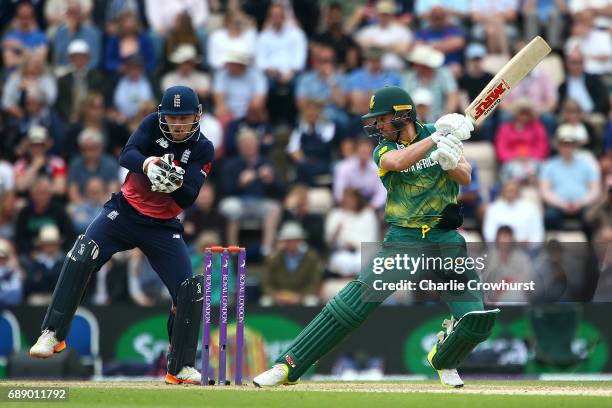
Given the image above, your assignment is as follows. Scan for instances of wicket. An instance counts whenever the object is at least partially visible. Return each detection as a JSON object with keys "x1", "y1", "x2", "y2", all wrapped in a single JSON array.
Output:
[{"x1": 201, "y1": 246, "x2": 247, "y2": 386}]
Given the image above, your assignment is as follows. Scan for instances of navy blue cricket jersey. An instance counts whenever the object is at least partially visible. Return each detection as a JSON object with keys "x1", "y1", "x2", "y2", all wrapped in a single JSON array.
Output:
[{"x1": 119, "y1": 113, "x2": 214, "y2": 219}]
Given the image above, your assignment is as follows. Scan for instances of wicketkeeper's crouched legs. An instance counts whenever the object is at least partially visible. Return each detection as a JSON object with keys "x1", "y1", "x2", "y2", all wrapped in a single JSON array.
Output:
[{"x1": 275, "y1": 280, "x2": 383, "y2": 382}]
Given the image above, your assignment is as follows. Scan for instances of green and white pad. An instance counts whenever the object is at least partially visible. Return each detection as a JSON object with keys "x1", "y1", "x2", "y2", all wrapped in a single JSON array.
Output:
[{"x1": 429, "y1": 309, "x2": 499, "y2": 369}]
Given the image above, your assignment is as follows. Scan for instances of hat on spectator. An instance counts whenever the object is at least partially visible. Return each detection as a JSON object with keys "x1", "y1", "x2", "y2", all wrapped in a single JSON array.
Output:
[
  {"x1": 78, "y1": 128, "x2": 104, "y2": 146},
  {"x1": 224, "y1": 46, "x2": 251, "y2": 65},
  {"x1": 556, "y1": 123, "x2": 588, "y2": 145},
  {"x1": 35, "y1": 224, "x2": 62, "y2": 246},
  {"x1": 510, "y1": 97, "x2": 535, "y2": 116},
  {"x1": 278, "y1": 222, "x2": 306, "y2": 241},
  {"x1": 407, "y1": 45, "x2": 444, "y2": 68},
  {"x1": 68, "y1": 39, "x2": 90, "y2": 55},
  {"x1": 363, "y1": 46, "x2": 385, "y2": 60},
  {"x1": 413, "y1": 88, "x2": 433, "y2": 106},
  {"x1": 0, "y1": 239, "x2": 10, "y2": 258},
  {"x1": 27, "y1": 125, "x2": 50, "y2": 144},
  {"x1": 170, "y1": 44, "x2": 198, "y2": 64},
  {"x1": 465, "y1": 43, "x2": 486, "y2": 59},
  {"x1": 376, "y1": 0, "x2": 395, "y2": 14}
]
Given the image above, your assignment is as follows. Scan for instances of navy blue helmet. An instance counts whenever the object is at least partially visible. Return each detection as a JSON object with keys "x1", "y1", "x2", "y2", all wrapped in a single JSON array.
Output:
[{"x1": 158, "y1": 86, "x2": 202, "y2": 143}]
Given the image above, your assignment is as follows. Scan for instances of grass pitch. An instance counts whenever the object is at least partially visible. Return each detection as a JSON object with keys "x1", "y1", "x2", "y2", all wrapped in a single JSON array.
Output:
[{"x1": 2, "y1": 380, "x2": 612, "y2": 408}]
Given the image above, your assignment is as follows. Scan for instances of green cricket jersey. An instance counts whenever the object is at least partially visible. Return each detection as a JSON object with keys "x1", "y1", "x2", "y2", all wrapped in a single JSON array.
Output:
[{"x1": 373, "y1": 122, "x2": 459, "y2": 228}]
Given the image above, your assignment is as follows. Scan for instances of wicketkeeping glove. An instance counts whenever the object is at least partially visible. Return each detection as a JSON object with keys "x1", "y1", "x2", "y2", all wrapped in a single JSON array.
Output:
[
  {"x1": 435, "y1": 113, "x2": 474, "y2": 141},
  {"x1": 144, "y1": 154, "x2": 185, "y2": 193}
]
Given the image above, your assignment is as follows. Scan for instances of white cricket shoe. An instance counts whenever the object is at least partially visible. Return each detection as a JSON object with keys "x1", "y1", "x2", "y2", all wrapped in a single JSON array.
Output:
[
  {"x1": 29, "y1": 329, "x2": 66, "y2": 358},
  {"x1": 165, "y1": 366, "x2": 201, "y2": 385},
  {"x1": 428, "y1": 318, "x2": 465, "y2": 388},
  {"x1": 253, "y1": 364, "x2": 298, "y2": 388}
]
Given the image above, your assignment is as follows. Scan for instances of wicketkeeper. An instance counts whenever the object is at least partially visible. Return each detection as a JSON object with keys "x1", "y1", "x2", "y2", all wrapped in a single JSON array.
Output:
[
  {"x1": 254, "y1": 86, "x2": 499, "y2": 388},
  {"x1": 30, "y1": 86, "x2": 214, "y2": 385}
]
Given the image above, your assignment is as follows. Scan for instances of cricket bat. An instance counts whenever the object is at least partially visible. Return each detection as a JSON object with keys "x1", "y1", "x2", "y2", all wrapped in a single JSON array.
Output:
[{"x1": 464, "y1": 36, "x2": 552, "y2": 126}]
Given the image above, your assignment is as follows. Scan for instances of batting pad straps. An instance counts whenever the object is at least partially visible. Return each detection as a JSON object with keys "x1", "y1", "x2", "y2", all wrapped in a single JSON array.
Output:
[
  {"x1": 430, "y1": 309, "x2": 499, "y2": 370},
  {"x1": 42, "y1": 235, "x2": 100, "y2": 341},
  {"x1": 275, "y1": 280, "x2": 381, "y2": 382},
  {"x1": 167, "y1": 276, "x2": 204, "y2": 375}
]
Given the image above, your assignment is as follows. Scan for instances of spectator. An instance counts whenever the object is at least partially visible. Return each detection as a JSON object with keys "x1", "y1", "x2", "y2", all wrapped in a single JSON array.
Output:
[
  {"x1": 413, "y1": 87, "x2": 435, "y2": 123},
  {"x1": 312, "y1": 2, "x2": 359, "y2": 71},
  {"x1": 1, "y1": 37, "x2": 26, "y2": 79},
  {"x1": 102, "y1": 0, "x2": 141, "y2": 33},
  {"x1": 296, "y1": 45, "x2": 348, "y2": 130},
  {"x1": 414, "y1": 5, "x2": 465, "y2": 75},
  {"x1": 56, "y1": 40, "x2": 111, "y2": 123},
  {"x1": 325, "y1": 188, "x2": 379, "y2": 277},
  {"x1": 52, "y1": 1, "x2": 102, "y2": 72},
  {"x1": 586, "y1": 177, "x2": 612, "y2": 241},
  {"x1": 161, "y1": 44, "x2": 211, "y2": 102},
  {"x1": 558, "y1": 99, "x2": 597, "y2": 152},
  {"x1": 224, "y1": 105, "x2": 274, "y2": 159},
  {"x1": 566, "y1": 9, "x2": 612, "y2": 75},
  {"x1": 45, "y1": 0, "x2": 93, "y2": 33},
  {"x1": 540, "y1": 125, "x2": 601, "y2": 232},
  {"x1": 402, "y1": 45, "x2": 459, "y2": 119},
  {"x1": 522, "y1": 0, "x2": 567, "y2": 50},
  {"x1": 22, "y1": 224, "x2": 65, "y2": 302},
  {"x1": 207, "y1": 11, "x2": 257, "y2": 71},
  {"x1": 68, "y1": 176, "x2": 106, "y2": 233},
  {"x1": 333, "y1": 137, "x2": 386, "y2": 209},
  {"x1": 483, "y1": 180, "x2": 544, "y2": 242},
  {"x1": 162, "y1": 11, "x2": 203, "y2": 68},
  {"x1": 261, "y1": 222, "x2": 322, "y2": 306},
  {"x1": 469, "y1": 0, "x2": 519, "y2": 55},
  {"x1": 495, "y1": 98, "x2": 549, "y2": 182},
  {"x1": 13, "y1": 126, "x2": 67, "y2": 197},
  {"x1": 0, "y1": 190, "x2": 18, "y2": 240},
  {"x1": 459, "y1": 162, "x2": 485, "y2": 224},
  {"x1": 0, "y1": 239, "x2": 23, "y2": 306},
  {"x1": 144, "y1": 0, "x2": 208, "y2": 36},
  {"x1": 15, "y1": 176, "x2": 75, "y2": 254},
  {"x1": 281, "y1": 184, "x2": 326, "y2": 253},
  {"x1": 414, "y1": 0, "x2": 470, "y2": 21},
  {"x1": 67, "y1": 128, "x2": 119, "y2": 203},
  {"x1": 213, "y1": 47, "x2": 267, "y2": 123},
  {"x1": 354, "y1": 0, "x2": 413, "y2": 71},
  {"x1": 219, "y1": 129, "x2": 284, "y2": 256},
  {"x1": 2, "y1": 52, "x2": 57, "y2": 121},
  {"x1": 103, "y1": 10, "x2": 156, "y2": 73},
  {"x1": 288, "y1": 99, "x2": 339, "y2": 186},
  {"x1": 183, "y1": 183, "x2": 228, "y2": 246},
  {"x1": 255, "y1": 2, "x2": 307, "y2": 123},
  {"x1": 112, "y1": 55, "x2": 154, "y2": 123},
  {"x1": 2, "y1": 2, "x2": 47, "y2": 55}
]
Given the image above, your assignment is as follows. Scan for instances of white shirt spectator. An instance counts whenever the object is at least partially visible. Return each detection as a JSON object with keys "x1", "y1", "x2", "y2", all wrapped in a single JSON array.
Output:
[
  {"x1": 113, "y1": 76, "x2": 154, "y2": 119},
  {"x1": 566, "y1": 29, "x2": 612, "y2": 75},
  {"x1": 199, "y1": 114, "x2": 223, "y2": 150},
  {"x1": 144, "y1": 0, "x2": 209, "y2": 33},
  {"x1": 354, "y1": 23, "x2": 413, "y2": 71},
  {"x1": 483, "y1": 197, "x2": 544, "y2": 242},
  {"x1": 207, "y1": 27, "x2": 257, "y2": 71},
  {"x1": 255, "y1": 23, "x2": 307, "y2": 74},
  {"x1": 213, "y1": 67, "x2": 267, "y2": 118}
]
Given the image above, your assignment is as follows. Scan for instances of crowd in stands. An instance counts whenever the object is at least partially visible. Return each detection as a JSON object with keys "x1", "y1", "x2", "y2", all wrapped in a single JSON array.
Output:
[{"x1": 0, "y1": 0, "x2": 610, "y2": 307}]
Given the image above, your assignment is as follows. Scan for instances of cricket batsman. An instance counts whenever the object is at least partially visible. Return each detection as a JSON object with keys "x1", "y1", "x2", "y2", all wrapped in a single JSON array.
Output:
[
  {"x1": 254, "y1": 86, "x2": 499, "y2": 388},
  {"x1": 29, "y1": 86, "x2": 214, "y2": 385}
]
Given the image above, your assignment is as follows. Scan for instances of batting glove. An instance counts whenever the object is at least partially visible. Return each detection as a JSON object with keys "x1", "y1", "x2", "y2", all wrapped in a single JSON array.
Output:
[{"x1": 434, "y1": 113, "x2": 474, "y2": 141}]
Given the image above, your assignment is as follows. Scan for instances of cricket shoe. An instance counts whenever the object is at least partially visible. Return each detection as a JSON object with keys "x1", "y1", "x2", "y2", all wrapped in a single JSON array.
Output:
[
  {"x1": 253, "y1": 364, "x2": 298, "y2": 387},
  {"x1": 165, "y1": 366, "x2": 201, "y2": 385},
  {"x1": 29, "y1": 329, "x2": 66, "y2": 358},
  {"x1": 427, "y1": 318, "x2": 464, "y2": 388}
]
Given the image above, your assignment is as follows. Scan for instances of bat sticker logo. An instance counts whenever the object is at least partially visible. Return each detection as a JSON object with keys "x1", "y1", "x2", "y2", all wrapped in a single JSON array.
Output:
[{"x1": 473, "y1": 80, "x2": 509, "y2": 120}]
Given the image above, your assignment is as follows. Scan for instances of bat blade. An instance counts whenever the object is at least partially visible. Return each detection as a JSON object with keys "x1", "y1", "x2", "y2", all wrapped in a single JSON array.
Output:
[{"x1": 464, "y1": 36, "x2": 551, "y2": 126}]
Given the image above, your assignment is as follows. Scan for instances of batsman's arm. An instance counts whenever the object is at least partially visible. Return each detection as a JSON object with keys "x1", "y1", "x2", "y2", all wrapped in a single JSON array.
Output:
[
  {"x1": 170, "y1": 141, "x2": 214, "y2": 208},
  {"x1": 446, "y1": 156, "x2": 472, "y2": 186},
  {"x1": 379, "y1": 137, "x2": 436, "y2": 171}
]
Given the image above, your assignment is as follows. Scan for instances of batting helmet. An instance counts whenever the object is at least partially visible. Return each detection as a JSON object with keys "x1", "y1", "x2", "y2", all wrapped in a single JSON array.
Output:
[
  {"x1": 362, "y1": 86, "x2": 416, "y2": 141},
  {"x1": 158, "y1": 85, "x2": 203, "y2": 143}
]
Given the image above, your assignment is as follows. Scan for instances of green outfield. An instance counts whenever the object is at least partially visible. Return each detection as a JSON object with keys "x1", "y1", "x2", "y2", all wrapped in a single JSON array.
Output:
[{"x1": 2, "y1": 380, "x2": 612, "y2": 408}]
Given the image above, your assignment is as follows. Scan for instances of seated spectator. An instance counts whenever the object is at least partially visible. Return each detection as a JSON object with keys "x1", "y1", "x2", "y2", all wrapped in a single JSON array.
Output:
[
  {"x1": 565, "y1": 9, "x2": 612, "y2": 75},
  {"x1": 353, "y1": 0, "x2": 412, "y2": 71},
  {"x1": 183, "y1": 183, "x2": 228, "y2": 246},
  {"x1": 224, "y1": 105, "x2": 273, "y2": 159},
  {"x1": 295, "y1": 45, "x2": 348, "y2": 130},
  {"x1": 1, "y1": 37, "x2": 26, "y2": 79},
  {"x1": 521, "y1": 0, "x2": 567, "y2": 50},
  {"x1": 52, "y1": 1, "x2": 102, "y2": 72},
  {"x1": 413, "y1": 87, "x2": 435, "y2": 124},
  {"x1": 261, "y1": 222, "x2": 322, "y2": 306},
  {"x1": 2, "y1": 2, "x2": 48, "y2": 56},
  {"x1": 15, "y1": 176, "x2": 75, "y2": 255},
  {"x1": 255, "y1": 2, "x2": 307, "y2": 123},
  {"x1": 219, "y1": 130, "x2": 284, "y2": 256},
  {"x1": 199, "y1": 111, "x2": 224, "y2": 154},
  {"x1": 112, "y1": 55, "x2": 154, "y2": 123},
  {"x1": 312, "y1": 2, "x2": 359, "y2": 71},
  {"x1": 333, "y1": 137, "x2": 386, "y2": 209},
  {"x1": 287, "y1": 99, "x2": 338, "y2": 186},
  {"x1": 539, "y1": 126, "x2": 601, "y2": 232},
  {"x1": 414, "y1": 5, "x2": 465, "y2": 75},
  {"x1": 495, "y1": 98, "x2": 549, "y2": 183},
  {"x1": 68, "y1": 176, "x2": 107, "y2": 233},
  {"x1": 325, "y1": 188, "x2": 379, "y2": 278},
  {"x1": 161, "y1": 11, "x2": 205, "y2": 69},
  {"x1": 45, "y1": 0, "x2": 94, "y2": 33},
  {"x1": 68, "y1": 128, "x2": 119, "y2": 203},
  {"x1": 558, "y1": 99, "x2": 598, "y2": 152},
  {"x1": 2, "y1": 52, "x2": 57, "y2": 121},
  {"x1": 21, "y1": 224, "x2": 65, "y2": 302},
  {"x1": 103, "y1": 10, "x2": 156, "y2": 73},
  {"x1": 207, "y1": 11, "x2": 257, "y2": 71},
  {"x1": 469, "y1": 0, "x2": 519, "y2": 55},
  {"x1": 0, "y1": 239, "x2": 23, "y2": 306},
  {"x1": 459, "y1": 162, "x2": 485, "y2": 224},
  {"x1": 161, "y1": 44, "x2": 211, "y2": 102},
  {"x1": 281, "y1": 184, "x2": 325, "y2": 253},
  {"x1": 13, "y1": 126, "x2": 67, "y2": 197},
  {"x1": 0, "y1": 190, "x2": 18, "y2": 240},
  {"x1": 56, "y1": 39, "x2": 112, "y2": 123},
  {"x1": 483, "y1": 180, "x2": 544, "y2": 242},
  {"x1": 213, "y1": 47, "x2": 267, "y2": 124},
  {"x1": 145, "y1": 0, "x2": 208, "y2": 37},
  {"x1": 402, "y1": 45, "x2": 459, "y2": 119}
]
